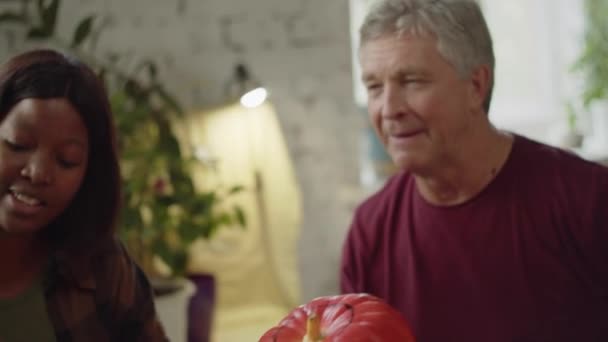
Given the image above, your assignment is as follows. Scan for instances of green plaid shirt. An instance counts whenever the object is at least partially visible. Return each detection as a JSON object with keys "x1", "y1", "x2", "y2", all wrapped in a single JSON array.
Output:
[{"x1": 42, "y1": 239, "x2": 169, "y2": 342}]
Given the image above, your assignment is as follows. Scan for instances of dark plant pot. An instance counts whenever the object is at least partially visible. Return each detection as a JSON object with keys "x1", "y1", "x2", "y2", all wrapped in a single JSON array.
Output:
[{"x1": 187, "y1": 273, "x2": 216, "y2": 342}]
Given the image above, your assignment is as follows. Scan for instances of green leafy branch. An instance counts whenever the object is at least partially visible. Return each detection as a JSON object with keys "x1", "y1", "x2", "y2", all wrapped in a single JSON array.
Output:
[{"x1": 573, "y1": 0, "x2": 608, "y2": 107}]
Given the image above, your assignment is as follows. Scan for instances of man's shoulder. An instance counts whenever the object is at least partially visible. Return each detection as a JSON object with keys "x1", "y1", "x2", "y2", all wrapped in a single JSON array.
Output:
[
  {"x1": 511, "y1": 135, "x2": 608, "y2": 210},
  {"x1": 514, "y1": 134, "x2": 608, "y2": 179}
]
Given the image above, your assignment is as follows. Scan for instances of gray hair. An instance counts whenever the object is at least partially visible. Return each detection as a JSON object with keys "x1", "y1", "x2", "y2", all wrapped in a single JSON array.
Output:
[{"x1": 360, "y1": 0, "x2": 495, "y2": 113}]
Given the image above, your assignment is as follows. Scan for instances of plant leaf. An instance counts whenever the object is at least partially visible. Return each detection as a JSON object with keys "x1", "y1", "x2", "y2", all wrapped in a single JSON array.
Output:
[
  {"x1": 97, "y1": 67, "x2": 107, "y2": 87},
  {"x1": 134, "y1": 60, "x2": 158, "y2": 81},
  {"x1": 234, "y1": 206, "x2": 246, "y2": 227},
  {"x1": 0, "y1": 12, "x2": 25, "y2": 24},
  {"x1": 147, "y1": 63, "x2": 158, "y2": 80},
  {"x1": 153, "y1": 85, "x2": 184, "y2": 115},
  {"x1": 71, "y1": 15, "x2": 94, "y2": 48},
  {"x1": 27, "y1": 26, "x2": 52, "y2": 39},
  {"x1": 41, "y1": 0, "x2": 60, "y2": 35},
  {"x1": 228, "y1": 185, "x2": 245, "y2": 195}
]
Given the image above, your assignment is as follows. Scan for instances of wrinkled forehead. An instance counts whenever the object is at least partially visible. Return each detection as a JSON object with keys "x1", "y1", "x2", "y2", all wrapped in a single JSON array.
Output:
[
  {"x1": 360, "y1": 7, "x2": 441, "y2": 44},
  {"x1": 359, "y1": 28, "x2": 438, "y2": 56}
]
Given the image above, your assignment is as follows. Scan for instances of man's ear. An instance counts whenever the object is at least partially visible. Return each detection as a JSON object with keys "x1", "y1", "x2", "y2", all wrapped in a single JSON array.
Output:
[{"x1": 468, "y1": 64, "x2": 491, "y2": 113}]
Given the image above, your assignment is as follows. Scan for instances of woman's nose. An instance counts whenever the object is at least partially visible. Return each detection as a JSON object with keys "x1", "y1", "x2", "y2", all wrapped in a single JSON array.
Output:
[{"x1": 20, "y1": 154, "x2": 54, "y2": 185}]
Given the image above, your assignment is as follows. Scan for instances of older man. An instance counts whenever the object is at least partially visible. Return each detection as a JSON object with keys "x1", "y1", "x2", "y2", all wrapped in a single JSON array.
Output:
[{"x1": 340, "y1": 0, "x2": 608, "y2": 341}]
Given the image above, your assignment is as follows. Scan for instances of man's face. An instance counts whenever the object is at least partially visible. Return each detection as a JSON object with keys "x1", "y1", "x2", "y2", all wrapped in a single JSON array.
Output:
[{"x1": 360, "y1": 33, "x2": 482, "y2": 173}]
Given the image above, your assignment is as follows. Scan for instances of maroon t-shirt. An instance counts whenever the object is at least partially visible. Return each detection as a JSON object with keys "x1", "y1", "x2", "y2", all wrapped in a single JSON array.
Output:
[{"x1": 341, "y1": 135, "x2": 608, "y2": 341}]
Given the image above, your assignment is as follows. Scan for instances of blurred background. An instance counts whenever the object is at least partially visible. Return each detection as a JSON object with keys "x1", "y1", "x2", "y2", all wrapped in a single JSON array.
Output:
[{"x1": 0, "y1": 0, "x2": 606, "y2": 341}]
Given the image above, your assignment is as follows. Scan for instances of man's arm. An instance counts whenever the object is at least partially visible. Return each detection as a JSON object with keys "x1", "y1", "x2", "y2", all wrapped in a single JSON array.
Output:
[{"x1": 340, "y1": 211, "x2": 369, "y2": 294}]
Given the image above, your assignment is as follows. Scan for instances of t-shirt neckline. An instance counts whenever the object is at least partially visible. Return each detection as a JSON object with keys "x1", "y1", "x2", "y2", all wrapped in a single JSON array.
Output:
[{"x1": 412, "y1": 133, "x2": 523, "y2": 210}]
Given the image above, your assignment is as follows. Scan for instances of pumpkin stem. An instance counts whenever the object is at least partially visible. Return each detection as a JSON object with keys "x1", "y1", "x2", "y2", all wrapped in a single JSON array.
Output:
[{"x1": 306, "y1": 313, "x2": 322, "y2": 341}]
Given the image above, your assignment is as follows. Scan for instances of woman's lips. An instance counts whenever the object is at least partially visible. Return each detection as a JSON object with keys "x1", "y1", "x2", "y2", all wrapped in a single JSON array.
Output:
[{"x1": 5, "y1": 189, "x2": 45, "y2": 216}]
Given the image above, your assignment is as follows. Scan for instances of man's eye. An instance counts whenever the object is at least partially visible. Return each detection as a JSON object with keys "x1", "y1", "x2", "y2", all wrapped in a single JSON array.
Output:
[{"x1": 404, "y1": 79, "x2": 425, "y2": 85}]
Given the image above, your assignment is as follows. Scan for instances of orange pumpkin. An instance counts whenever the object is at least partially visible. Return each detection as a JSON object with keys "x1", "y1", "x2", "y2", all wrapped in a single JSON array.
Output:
[{"x1": 259, "y1": 293, "x2": 415, "y2": 341}]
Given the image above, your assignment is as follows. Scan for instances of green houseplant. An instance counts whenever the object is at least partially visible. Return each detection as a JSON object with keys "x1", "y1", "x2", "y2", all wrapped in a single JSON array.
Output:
[
  {"x1": 572, "y1": 0, "x2": 608, "y2": 151},
  {"x1": 0, "y1": 0, "x2": 246, "y2": 279},
  {"x1": 575, "y1": 0, "x2": 608, "y2": 107}
]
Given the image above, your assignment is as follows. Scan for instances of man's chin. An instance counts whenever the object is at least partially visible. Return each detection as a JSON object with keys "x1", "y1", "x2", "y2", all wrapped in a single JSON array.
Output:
[{"x1": 391, "y1": 153, "x2": 430, "y2": 174}]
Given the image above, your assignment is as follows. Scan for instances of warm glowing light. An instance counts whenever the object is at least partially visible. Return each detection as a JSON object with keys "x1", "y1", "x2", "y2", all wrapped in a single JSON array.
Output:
[{"x1": 240, "y1": 87, "x2": 268, "y2": 108}]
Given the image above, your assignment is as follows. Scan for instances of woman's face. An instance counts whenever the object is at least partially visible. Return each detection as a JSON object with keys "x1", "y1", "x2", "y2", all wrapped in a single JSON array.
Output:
[{"x1": 0, "y1": 98, "x2": 88, "y2": 235}]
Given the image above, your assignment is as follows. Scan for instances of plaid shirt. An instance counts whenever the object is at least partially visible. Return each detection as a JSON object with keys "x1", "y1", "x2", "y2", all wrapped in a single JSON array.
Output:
[{"x1": 42, "y1": 239, "x2": 169, "y2": 342}]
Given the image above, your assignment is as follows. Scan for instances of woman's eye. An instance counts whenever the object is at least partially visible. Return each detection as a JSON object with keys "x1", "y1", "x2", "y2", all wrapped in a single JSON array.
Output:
[
  {"x1": 4, "y1": 139, "x2": 29, "y2": 152},
  {"x1": 57, "y1": 158, "x2": 81, "y2": 169}
]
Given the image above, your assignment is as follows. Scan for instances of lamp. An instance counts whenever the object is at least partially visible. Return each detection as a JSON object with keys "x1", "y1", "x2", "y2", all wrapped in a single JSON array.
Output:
[{"x1": 226, "y1": 63, "x2": 268, "y2": 108}]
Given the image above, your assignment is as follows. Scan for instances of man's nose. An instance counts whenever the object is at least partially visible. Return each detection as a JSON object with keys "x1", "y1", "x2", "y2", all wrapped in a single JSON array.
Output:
[
  {"x1": 381, "y1": 85, "x2": 407, "y2": 119},
  {"x1": 20, "y1": 153, "x2": 54, "y2": 185}
]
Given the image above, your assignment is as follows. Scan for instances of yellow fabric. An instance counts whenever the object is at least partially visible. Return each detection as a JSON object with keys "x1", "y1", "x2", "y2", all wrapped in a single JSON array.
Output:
[{"x1": 179, "y1": 102, "x2": 301, "y2": 339}]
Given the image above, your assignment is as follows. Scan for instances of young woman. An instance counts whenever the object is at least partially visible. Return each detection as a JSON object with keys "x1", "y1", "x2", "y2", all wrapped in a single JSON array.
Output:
[{"x1": 0, "y1": 49, "x2": 167, "y2": 341}]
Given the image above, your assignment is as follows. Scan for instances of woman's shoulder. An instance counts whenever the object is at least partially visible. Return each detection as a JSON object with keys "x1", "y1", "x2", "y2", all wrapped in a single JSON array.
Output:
[
  {"x1": 49, "y1": 237, "x2": 136, "y2": 291},
  {"x1": 46, "y1": 239, "x2": 166, "y2": 340},
  {"x1": 53, "y1": 236, "x2": 154, "y2": 314},
  {"x1": 90, "y1": 238, "x2": 144, "y2": 292}
]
